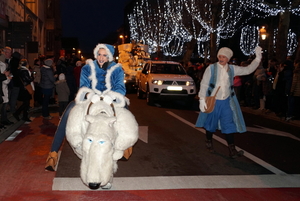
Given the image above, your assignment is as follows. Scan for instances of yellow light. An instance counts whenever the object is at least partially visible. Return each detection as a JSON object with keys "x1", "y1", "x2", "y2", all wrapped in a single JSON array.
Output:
[
  {"x1": 186, "y1": 81, "x2": 194, "y2": 86},
  {"x1": 153, "y1": 80, "x2": 163, "y2": 85},
  {"x1": 119, "y1": 35, "x2": 124, "y2": 44},
  {"x1": 259, "y1": 26, "x2": 267, "y2": 40}
]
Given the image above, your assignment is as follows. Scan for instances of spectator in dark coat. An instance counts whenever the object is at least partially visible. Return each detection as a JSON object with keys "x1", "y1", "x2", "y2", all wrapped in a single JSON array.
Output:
[
  {"x1": 8, "y1": 51, "x2": 22, "y2": 113},
  {"x1": 40, "y1": 59, "x2": 55, "y2": 119},
  {"x1": 13, "y1": 59, "x2": 34, "y2": 122}
]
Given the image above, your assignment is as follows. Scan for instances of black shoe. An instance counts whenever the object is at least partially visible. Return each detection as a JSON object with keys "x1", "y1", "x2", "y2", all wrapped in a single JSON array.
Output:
[
  {"x1": 119, "y1": 156, "x2": 128, "y2": 161},
  {"x1": 1, "y1": 120, "x2": 14, "y2": 125},
  {"x1": 0, "y1": 124, "x2": 6, "y2": 129},
  {"x1": 205, "y1": 140, "x2": 215, "y2": 153},
  {"x1": 13, "y1": 113, "x2": 20, "y2": 121}
]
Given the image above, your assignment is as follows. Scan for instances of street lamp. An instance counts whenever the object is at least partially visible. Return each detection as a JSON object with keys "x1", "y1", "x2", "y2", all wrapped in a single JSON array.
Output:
[
  {"x1": 259, "y1": 26, "x2": 267, "y2": 40},
  {"x1": 119, "y1": 35, "x2": 125, "y2": 44},
  {"x1": 78, "y1": 50, "x2": 81, "y2": 59}
]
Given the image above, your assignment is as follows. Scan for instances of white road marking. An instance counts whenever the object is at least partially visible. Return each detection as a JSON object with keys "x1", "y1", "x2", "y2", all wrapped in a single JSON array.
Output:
[
  {"x1": 5, "y1": 130, "x2": 22, "y2": 141},
  {"x1": 195, "y1": 111, "x2": 300, "y2": 141},
  {"x1": 53, "y1": 174, "x2": 300, "y2": 190},
  {"x1": 166, "y1": 111, "x2": 287, "y2": 175},
  {"x1": 247, "y1": 125, "x2": 300, "y2": 141}
]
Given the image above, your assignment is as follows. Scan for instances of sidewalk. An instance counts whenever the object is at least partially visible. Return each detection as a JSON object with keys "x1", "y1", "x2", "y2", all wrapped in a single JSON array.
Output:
[
  {"x1": 0, "y1": 104, "x2": 58, "y2": 143},
  {"x1": 240, "y1": 106, "x2": 300, "y2": 127}
]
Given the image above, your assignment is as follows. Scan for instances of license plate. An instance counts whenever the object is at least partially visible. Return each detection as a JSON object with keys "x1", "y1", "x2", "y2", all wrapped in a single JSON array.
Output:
[{"x1": 167, "y1": 86, "x2": 182, "y2": 91}]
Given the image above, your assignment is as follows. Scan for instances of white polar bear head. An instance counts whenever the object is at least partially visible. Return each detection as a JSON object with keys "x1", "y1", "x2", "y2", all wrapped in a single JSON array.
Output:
[{"x1": 80, "y1": 114, "x2": 117, "y2": 190}]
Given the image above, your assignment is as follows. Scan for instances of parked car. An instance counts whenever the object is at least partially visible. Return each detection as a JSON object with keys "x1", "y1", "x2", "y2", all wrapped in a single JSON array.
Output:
[{"x1": 136, "y1": 60, "x2": 196, "y2": 106}]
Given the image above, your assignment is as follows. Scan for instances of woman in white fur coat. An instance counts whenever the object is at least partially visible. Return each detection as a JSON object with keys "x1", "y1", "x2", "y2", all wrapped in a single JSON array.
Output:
[{"x1": 45, "y1": 43, "x2": 126, "y2": 171}]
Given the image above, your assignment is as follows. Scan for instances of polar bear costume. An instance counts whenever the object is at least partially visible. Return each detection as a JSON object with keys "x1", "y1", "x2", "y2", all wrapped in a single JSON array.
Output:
[{"x1": 65, "y1": 58, "x2": 139, "y2": 190}]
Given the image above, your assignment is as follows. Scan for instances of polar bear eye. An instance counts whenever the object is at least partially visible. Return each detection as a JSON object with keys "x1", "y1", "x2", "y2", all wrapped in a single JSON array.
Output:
[
  {"x1": 88, "y1": 138, "x2": 93, "y2": 143},
  {"x1": 99, "y1": 141, "x2": 105, "y2": 144}
]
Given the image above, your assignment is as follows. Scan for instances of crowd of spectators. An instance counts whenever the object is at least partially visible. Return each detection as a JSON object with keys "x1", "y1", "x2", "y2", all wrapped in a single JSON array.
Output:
[{"x1": 0, "y1": 46, "x2": 83, "y2": 130}]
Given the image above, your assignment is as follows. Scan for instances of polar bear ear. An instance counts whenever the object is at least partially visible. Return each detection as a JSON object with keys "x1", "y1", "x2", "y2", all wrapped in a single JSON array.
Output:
[
  {"x1": 106, "y1": 116, "x2": 117, "y2": 127},
  {"x1": 91, "y1": 94, "x2": 101, "y2": 103},
  {"x1": 85, "y1": 115, "x2": 95, "y2": 123}
]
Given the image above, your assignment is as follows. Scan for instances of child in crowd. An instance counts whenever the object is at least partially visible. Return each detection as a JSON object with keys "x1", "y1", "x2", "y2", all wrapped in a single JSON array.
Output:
[{"x1": 55, "y1": 73, "x2": 70, "y2": 117}]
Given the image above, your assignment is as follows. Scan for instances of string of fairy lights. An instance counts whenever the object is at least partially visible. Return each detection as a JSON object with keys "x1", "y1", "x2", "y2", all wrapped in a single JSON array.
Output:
[
  {"x1": 240, "y1": 25, "x2": 259, "y2": 56},
  {"x1": 128, "y1": 0, "x2": 300, "y2": 58}
]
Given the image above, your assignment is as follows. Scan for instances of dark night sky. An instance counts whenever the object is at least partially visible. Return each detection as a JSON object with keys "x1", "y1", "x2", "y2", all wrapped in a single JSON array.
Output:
[{"x1": 60, "y1": 0, "x2": 131, "y2": 55}]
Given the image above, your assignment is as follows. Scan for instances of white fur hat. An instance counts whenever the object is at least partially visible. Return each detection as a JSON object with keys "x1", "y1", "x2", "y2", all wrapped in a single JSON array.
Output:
[
  {"x1": 93, "y1": 44, "x2": 114, "y2": 62},
  {"x1": 59, "y1": 73, "x2": 65, "y2": 80},
  {"x1": 217, "y1": 47, "x2": 233, "y2": 60}
]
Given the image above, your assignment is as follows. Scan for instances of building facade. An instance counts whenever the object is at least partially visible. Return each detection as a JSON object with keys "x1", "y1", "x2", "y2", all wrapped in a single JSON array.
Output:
[{"x1": 0, "y1": 0, "x2": 61, "y2": 65}]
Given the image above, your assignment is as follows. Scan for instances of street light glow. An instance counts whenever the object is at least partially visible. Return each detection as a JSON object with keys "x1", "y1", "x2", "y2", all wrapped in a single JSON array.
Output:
[{"x1": 260, "y1": 26, "x2": 267, "y2": 40}]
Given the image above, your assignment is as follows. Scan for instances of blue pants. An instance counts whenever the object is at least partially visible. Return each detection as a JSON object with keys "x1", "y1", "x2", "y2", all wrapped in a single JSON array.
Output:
[
  {"x1": 51, "y1": 101, "x2": 75, "y2": 152},
  {"x1": 204, "y1": 98, "x2": 237, "y2": 134}
]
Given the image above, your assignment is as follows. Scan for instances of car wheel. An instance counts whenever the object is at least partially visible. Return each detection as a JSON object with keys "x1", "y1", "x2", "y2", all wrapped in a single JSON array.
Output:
[
  {"x1": 146, "y1": 90, "x2": 154, "y2": 105},
  {"x1": 186, "y1": 96, "x2": 195, "y2": 109},
  {"x1": 137, "y1": 87, "x2": 144, "y2": 99}
]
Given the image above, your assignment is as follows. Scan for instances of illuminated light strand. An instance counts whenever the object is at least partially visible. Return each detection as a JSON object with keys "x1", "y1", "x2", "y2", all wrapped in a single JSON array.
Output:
[
  {"x1": 240, "y1": 25, "x2": 259, "y2": 56},
  {"x1": 287, "y1": 30, "x2": 298, "y2": 56},
  {"x1": 197, "y1": 41, "x2": 210, "y2": 59},
  {"x1": 273, "y1": 28, "x2": 298, "y2": 56},
  {"x1": 162, "y1": 36, "x2": 185, "y2": 57},
  {"x1": 128, "y1": 0, "x2": 300, "y2": 57}
]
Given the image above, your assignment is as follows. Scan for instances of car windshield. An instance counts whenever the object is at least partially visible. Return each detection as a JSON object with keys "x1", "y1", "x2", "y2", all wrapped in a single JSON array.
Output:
[{"x1": 150, "y1": 64, "x2": 186, "y2": 75}]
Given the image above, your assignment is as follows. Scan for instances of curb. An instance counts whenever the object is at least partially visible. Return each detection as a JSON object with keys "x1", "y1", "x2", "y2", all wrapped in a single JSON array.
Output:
[{"x1": 240, "y1": 106, "x2": 300, "y2": 127}]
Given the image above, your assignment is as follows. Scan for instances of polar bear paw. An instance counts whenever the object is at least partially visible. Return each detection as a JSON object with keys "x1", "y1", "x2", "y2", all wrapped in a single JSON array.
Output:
[
  {"x1": 113, "y1": 150, "x2": 124, "y2": 161},
  {"x1": 101, "y1": 182, "x2": 112, "y2": 189}
]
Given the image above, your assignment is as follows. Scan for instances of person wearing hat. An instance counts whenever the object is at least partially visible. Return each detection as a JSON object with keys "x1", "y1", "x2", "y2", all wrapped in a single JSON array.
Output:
[
  {"x1": 45, "y1": 43, "x2": 126, "y2": 171},
  {"x1": 40, "y1": 58, "x2": 56, "y2": 120},
  {"x1": 55, "y1": 73, "x2": 70, "y2": 117},
  {"x1": 196, "y1": 46, "x2": 262, "y2": 158}
]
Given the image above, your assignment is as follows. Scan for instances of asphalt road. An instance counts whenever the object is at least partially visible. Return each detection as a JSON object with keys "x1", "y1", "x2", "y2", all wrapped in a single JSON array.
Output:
[
  {"x1": 122, "y1": 94, "x2": 300, "y2": 175},
  {"x1": 55, "y1": 93, "x2": 300, "y2": 181}
]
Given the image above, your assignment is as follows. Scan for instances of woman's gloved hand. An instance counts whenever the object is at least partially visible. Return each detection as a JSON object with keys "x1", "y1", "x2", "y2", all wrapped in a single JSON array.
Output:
[{"x1": 199, "y1": 98, "x2": 207, "y2": 113}]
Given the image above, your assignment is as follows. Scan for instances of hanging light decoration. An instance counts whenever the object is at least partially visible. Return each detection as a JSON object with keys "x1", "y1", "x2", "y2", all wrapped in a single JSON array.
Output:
[
  {"x1": 128, "y1": 0, "x2": 193, "y2": 55},
  {"x1": 273, "y1": 28, "x2": 298, "y2": 56},
  {"x1": 128, "y1": 0, "x2": 300, "y2": 57},
  {"x1": 163, "y1": 36, "x2": 185, "y2": 56},
  {"x1": 240, "y1": 25, "x2": 259, "y2": 56},
  {"x1": 197, "y1": 41, "x2": 210, "y2": 59},
  {"x1": 287, "y1": 30, "x2": 298, "y2": 56}
]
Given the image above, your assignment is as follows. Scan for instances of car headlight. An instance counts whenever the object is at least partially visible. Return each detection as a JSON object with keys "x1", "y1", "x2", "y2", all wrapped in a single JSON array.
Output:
[
  {"x1": 152, "y1": 80, "x2": 163, "y2": 85},
  {"x1": 186, "y1": 81, "x2": 194, "y2": 86}
]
